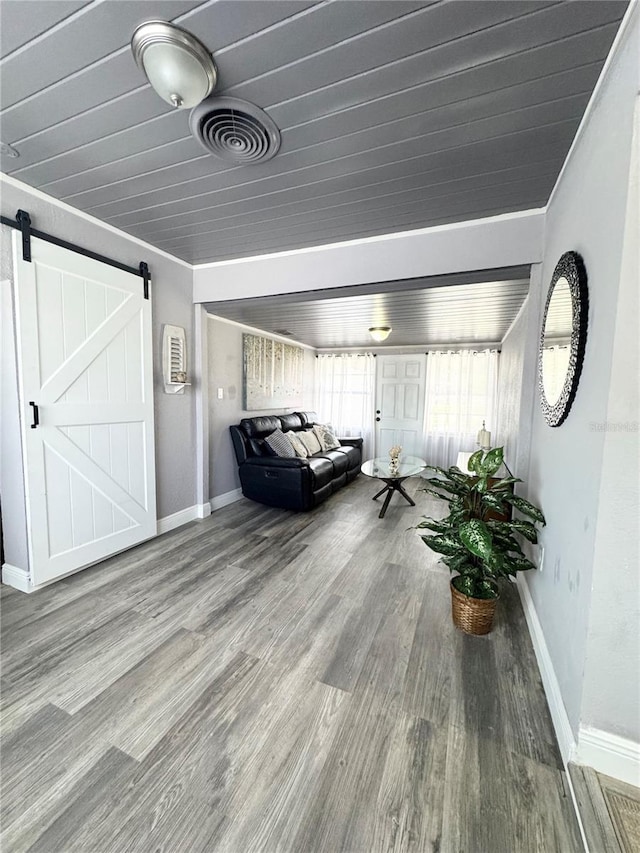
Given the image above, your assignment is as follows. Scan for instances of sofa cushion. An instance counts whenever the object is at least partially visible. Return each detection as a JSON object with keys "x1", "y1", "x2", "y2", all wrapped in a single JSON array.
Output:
[
  {"x1": 319, "y1": 449, "x2": 349, "y2": 476},
  {"x1": 264, "y1": 428, "x2": 296, "y2": 457},
  {"x1": 336, "y1": 445, "x2": 361, "y2": 469},
  {"x1": 279, "y1": 413, "x2": 303, "y2": 432},
  {"x1": 331, "y1": 471, "x2": 347, "y2": 492},
  {"x1": 297, "y1": 429, "x2": 322, "y2": 455},
  {"x1": 305, "y1": 456, "x2": 333, "y2": 489},
  {"x1": 285, "y1": 431, "x2": 308, "y2": 458},
  {"x1": 313, "y1": 423, "x2": 341, "y2": 451},
  {"x1": 240, "y1": 416, "x2": 281, "y2": 438}
]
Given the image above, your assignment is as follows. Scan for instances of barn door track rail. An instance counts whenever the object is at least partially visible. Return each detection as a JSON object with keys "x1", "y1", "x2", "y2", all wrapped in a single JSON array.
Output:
[{"x1": 1, "y1": 209, "x2": 151, "y2": 299}]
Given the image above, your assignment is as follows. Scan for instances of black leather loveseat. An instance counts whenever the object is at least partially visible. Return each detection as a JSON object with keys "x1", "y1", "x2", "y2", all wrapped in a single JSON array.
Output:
[{"x1": 230, "y1": 411, "x2": 362, "y2": 511}]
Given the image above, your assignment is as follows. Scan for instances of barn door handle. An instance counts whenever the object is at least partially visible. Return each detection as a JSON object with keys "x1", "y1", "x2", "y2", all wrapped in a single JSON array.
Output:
[{"x1": 29, "y1": 401, "x2": 39, "y2": 429}]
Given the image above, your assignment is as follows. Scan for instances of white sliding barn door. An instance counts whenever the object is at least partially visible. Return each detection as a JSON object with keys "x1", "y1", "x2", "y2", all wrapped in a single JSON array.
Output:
[
  {"x1": 13, "y1": 233, "x2": 156, "y2": 586},
  {"x1": 375, "y1": 354, "x2": 427, "y2": 457}
]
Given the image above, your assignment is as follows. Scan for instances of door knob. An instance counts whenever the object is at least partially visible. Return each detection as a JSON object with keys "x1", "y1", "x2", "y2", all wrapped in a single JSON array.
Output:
[
  {"x1": 376, "y1": 417, "x2": 381, "y2": 422},
  {"x1": 376, "y1": 409, "x2": 381, "y2": 414}
]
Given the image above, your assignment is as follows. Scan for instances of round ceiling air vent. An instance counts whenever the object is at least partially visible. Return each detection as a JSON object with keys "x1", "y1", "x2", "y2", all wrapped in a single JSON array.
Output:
[{"x1": 189, "y1": 97, "x2": 281, "y2": 164}]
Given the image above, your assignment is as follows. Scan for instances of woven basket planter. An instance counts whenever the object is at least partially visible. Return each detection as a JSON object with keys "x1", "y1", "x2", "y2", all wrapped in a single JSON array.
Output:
[{"x1": 450, "y1": 580, "x2": 499, "y2": 635}]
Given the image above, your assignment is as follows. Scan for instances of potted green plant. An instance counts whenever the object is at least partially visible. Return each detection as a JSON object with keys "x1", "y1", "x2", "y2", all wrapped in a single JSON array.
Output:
[{"x1": 416, "y1": 447, "x2": 545, "y2": 635}]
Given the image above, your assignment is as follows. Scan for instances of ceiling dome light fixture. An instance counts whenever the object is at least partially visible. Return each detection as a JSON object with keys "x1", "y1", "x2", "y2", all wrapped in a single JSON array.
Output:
[
  {"x1": 369, "y1": 326, "x2": 392, "y2": 342},
  {"x1": 131, "y1": 20, "x2": 217, "y2": 109}
]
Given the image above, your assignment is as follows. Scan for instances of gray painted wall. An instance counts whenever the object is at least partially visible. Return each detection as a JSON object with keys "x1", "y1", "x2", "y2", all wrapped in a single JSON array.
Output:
[
  {"x1": 195, "y1": 211, "x2": 544, "y2": 301},
  {"x1": 0, "y1": 179, "x2": 197, "y2": 559},
  {"x1": 207, "y1": 316, "x2": 315, "y2": 499},
  {"x1": 518, "y1": 9, "x2": 639, "y2": 741},
  {"x1": 580, "y1": 92, "x2": 639, "y2": 741}
]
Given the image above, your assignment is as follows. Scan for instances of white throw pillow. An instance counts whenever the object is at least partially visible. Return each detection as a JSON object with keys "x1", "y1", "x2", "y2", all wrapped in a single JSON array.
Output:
[
  {"x1": 313, "y1": 423, "x2": 341, "y2": 451},
  {"x1": 285, "y1": 430, "x2": 308, "y2": 458},
  {"x1": 297, "y1": 429, "x2": 322, "y2": 456}
]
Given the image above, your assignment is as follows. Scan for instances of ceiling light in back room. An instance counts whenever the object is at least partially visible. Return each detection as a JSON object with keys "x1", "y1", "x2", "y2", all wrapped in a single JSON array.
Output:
[
  {"x1": 131, "y1": 20, "x2": 217, "y2": 109},
  {"x1": 369, "y1": 326, "x2": 392, "y2": 342}
]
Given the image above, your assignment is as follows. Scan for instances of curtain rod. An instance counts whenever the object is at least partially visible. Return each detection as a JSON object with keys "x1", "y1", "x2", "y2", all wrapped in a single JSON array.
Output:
[
  {"x1": 316, "y1": 353, "x2": 376, "y2": 357},
  {"x1": 428, "y1": 348, "x2": 501, "y2": 355}
]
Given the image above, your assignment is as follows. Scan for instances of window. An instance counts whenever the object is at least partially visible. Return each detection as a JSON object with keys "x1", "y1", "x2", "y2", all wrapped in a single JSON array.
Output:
[
  {"x1": 315, "y1": 353, "x2": 375, "y2": 456},
  {"x1": 424, "y1": 349, "x2": 499, "y2": 468}
]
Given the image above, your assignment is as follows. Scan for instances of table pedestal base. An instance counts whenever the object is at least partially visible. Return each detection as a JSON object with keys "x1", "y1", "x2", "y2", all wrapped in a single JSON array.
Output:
[{"x1": 372, "y1": 477, "x2": 416, "y2": 518}]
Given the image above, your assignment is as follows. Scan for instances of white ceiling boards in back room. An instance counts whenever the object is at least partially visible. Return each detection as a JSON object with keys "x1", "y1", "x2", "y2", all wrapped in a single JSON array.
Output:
[
  {"x1": 0, "y1": 0, "x2": 629, "y2": 264},
  {"x1": 204, "y1": 271, "x2": 531, "y2": 349}
]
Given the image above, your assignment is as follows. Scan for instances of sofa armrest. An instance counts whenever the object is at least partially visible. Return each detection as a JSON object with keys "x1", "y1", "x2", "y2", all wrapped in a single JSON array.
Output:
[
  {"x1": 242, "y1": 456, "x2": 306, "y2": 470},
  {"x1": 339, "y1": 437, "x2": 363, "y2": 449}
]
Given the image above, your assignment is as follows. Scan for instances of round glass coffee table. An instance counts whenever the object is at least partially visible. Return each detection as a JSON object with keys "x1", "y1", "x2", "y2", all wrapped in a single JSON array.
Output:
[{"x1": 361, "y1": 456, "x2": 427, "y2": 518}]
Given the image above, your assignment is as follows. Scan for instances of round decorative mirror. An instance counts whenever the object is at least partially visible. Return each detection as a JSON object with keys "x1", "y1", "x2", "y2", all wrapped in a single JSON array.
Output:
[{"x1": 538, "y1": 251, "x2": 588, "y2": 427}]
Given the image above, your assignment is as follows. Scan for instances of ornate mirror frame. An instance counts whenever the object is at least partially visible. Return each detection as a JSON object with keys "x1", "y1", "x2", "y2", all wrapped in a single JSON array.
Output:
[{"x1": 538, "y1": 251, "x2": 589, "y2": 427}]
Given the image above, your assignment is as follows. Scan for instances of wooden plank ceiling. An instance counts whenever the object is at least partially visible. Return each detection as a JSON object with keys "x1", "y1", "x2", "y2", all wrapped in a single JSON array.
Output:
[
  {"x1": 205, "y1": 270, "x2": 531, "y2": 348},
  {"x1": 0, "y1": 0, "x2": 628, "y2": 264}
]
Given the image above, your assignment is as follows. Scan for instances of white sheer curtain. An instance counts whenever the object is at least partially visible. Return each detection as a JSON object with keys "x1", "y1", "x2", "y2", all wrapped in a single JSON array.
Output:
[
  {"x1": 541, "y1": 345, "x2": 570, "y2": 404},
  {"x1": 423, "y1": 349, "x2": 499, "y2": 469},
  {"x1": 314, "y1": 353, "x2": 376, "y2": 458}
]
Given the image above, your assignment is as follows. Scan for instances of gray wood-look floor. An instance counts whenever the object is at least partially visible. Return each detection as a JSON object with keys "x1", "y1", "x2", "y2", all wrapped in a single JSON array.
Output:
[
  {"x1": 569, "y1": 764, "x2": 622, "y2": 853},
  {"x1": 569, "y1": 763, "x2": 640, "y2": 853},
  {"x1": 1, "y1": 476, "x2": 581, "y2": 853}
]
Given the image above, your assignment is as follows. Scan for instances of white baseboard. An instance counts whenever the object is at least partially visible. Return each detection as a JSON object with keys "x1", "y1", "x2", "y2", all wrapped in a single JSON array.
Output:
[
  {"x1": 516, "y1": 576, "x2": 591, "y2": 851},
  {"x1": 157, "y1": 504, "x2": 201, "y2": 534},
  {"x1": 196, "y1": 502, "x2": 211, "y2": 519},
  {"x1": 210, "y1": 488, "x2": 242, "y2": 512},
  {"x1": 517, "y1": 576, "x2": 640, "y2": 790},
  {"x1": 1, "y1": 563, "x2": 33, "y2": 593},
  {"x1": 516, "y1": 575, "x2": 576, "y2": 764},
  {"x1": 576, "y1": 727, "x2": 640, "y2": 788}
]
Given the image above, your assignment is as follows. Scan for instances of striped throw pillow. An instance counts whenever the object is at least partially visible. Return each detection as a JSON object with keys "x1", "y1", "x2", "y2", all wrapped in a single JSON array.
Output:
[{"x1": 264, "y1": 428, "x2": 295, "y2": 457}]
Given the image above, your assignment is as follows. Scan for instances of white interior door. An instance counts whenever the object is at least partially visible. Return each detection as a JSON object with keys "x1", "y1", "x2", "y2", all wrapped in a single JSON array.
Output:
[
  {"x1": 13, "y1": 232, "x2": 157, "y2": 585},
  {"x1": 375, "y1": 354, "x2": 427, "y2": 457}
]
